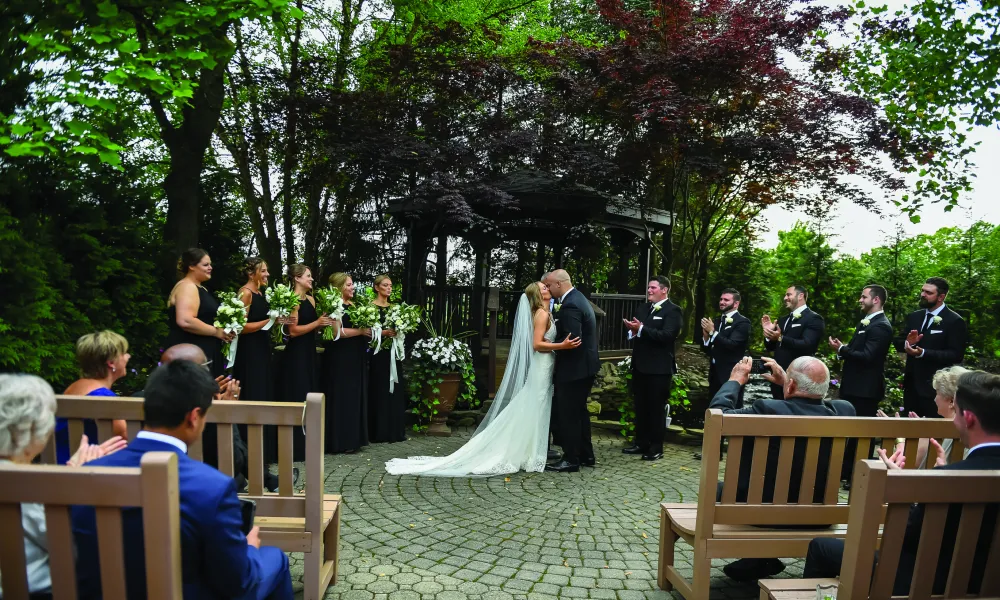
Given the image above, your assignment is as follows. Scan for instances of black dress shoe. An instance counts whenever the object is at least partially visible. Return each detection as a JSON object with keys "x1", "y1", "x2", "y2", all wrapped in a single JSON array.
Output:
[
  {"x1": 693, "y1": 453, "x2": 702, "y2": 460},
  {"x1": 722, "y1": 558, "x2": 785, "y2": 582},
  {"x1": 641, "y1": 452, "x2": 663, "y2": 461},
  {"x1": 544, "y1": 460, "x2": 580, "y2": 473},
  {"x1": 547, "y1": 449, "x2": 562, "y2": 461},
  {"x1": 580, "y1": 457, "x2": 596, "y2": 467},
  {"x1": 622, "y1": 445, "x2": 644, "y2": 455}
]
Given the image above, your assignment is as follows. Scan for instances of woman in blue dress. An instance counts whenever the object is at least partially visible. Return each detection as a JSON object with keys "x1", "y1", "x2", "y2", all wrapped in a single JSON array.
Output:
[{"x1": 58, "y1": 330, "x2": 131, "y2": 463}]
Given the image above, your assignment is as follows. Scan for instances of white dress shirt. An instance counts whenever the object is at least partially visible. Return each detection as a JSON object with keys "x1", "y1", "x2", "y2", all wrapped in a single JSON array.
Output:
[
  {"x1": 629, "y1": 298, "x2": 667, "y2": 339},
  {"x1": 136, "y1": 430, "x2": 188, "y2": 454}
]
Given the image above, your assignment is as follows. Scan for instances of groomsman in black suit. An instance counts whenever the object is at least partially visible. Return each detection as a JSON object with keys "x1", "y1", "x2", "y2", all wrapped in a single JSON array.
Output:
[
  {"x1": 829, "y1": 284, "x2": 893, "y2": 417},
  {"x1": 893, "y1": 277, "x2": 969, "y2": 417},
  {"x1": 701, "y1": 288, "x2": 751, "y2": 407},
  {"x1": 829, "y1": 284, "x2": 893, "y2": 485},
  {"x1": 623, "y1": 276, "x2": 682, "y2": 461},
  {"x1": 762, "y1": 285, "x2": 825, "y2": 399}
]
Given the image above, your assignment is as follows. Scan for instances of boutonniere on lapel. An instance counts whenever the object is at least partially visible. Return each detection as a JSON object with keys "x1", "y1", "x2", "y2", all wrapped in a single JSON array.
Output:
[
  {"x1": 725, "y1": 317, "x2": 734, "y2": 324},
  {"x1": 652, "y1": 304, "x2": 661, "y2": 312},
  {"x1": 553, "y1": 303, "x2": 562, "y2": 313},
  {"x1": 792, "y1": 313, "x2": 802, "y2": 320},
  {"x1": 860, "y1": 318, "x2": 871, "y2": 327},
  {"x1": 932, "y1": 316, "x2": 943, "y2": 325}
]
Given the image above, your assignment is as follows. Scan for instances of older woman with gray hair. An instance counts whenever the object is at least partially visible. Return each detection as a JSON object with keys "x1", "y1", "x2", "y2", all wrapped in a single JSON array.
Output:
[
  {"x1": 0, "y1": 374, "x2": 126, "y2": 599},
  {"x1": 878, "y1": 365, "x2": 971, "y2": 469}
]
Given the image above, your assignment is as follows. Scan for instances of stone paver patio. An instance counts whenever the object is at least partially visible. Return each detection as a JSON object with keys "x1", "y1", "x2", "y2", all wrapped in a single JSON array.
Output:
[{"x1": 288, "y1": 428, "x2": 808, "y2": 600}]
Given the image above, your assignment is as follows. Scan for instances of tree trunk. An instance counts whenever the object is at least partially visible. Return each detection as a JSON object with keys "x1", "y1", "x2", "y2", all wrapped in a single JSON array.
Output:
[
  {"x1": 535, "y1": 243, "x2": 547, "y2": 278},
  {"x1": 435, "y1": 235, "x2": 448, "y2": 287},
  {"x1": 692, "y1": 250, "x2": 709, "y2": 344},
  {"x1": 279, "y1": 0, "x2": 304, "y2": 265},
  {"x1": 513, "y1": 240, "x2": 526, "y2": 288}
]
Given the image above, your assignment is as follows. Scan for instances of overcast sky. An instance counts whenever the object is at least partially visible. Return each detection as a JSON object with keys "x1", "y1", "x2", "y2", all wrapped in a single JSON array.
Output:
[{"x1": 758, "y1": 123, "x2": 1000, "y2": 256}]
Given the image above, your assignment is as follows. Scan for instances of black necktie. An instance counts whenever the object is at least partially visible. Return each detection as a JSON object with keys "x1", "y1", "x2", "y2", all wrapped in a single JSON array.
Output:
[{"x1": 921, "y1": 311, "x2": 933, "y2": 333}]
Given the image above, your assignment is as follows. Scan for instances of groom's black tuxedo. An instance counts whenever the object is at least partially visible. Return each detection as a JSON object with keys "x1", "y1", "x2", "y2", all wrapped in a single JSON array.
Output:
[
  {"x1": 763, "y1": 307, "x2": 825, "y2": 398},
  {"x1": 629, "y1": 299, "x2": 682, "y2": 455},
  {"x1": 553, "y1": 288, "x2": 600, "y2": 465},
  {"x1": 893, "y1": 305, "x2": 967, "y2": 417},
  {"x1": 701, "y1": 312, "x2": 751, "y2": 405}
]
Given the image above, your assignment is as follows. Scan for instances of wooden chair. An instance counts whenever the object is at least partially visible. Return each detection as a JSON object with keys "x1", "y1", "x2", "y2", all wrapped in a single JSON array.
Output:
[
  {"x1": 658, "y1": 409, "x2": 965, "y2": 600},
  {"x1": 0, "y1": 452, "x2": 182, "y2": 600},
  {"x1": 47, "y1": 393, "x2": 340, "y2": 600},
  {"x1": 192, "y1": 393, "x2": 340, "y2": 600},
  {"x1": 759, "y1": 459, "x2": 1000, "y2": 600}
]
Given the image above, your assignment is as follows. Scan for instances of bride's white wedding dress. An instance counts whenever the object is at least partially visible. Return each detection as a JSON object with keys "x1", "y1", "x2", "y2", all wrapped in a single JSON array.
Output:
[{"x1": 385, "y1": 298, "x2": 554, "y2": 477}]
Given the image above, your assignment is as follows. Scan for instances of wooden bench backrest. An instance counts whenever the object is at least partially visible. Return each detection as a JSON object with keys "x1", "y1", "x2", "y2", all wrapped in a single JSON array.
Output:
[
  {"x1": 697, "y1": 409, "x2": 965, "y2": 533},
  {"x1": 0, "y1": 452, "x2": 182, "y2": 600},
  {"x1": 194, "y1": 394, "x2": 326, "y2": 530},
  {"x1": 838, "y1": 460, "x2": 1000, "y2": 600},
  {"x1": 43, "y1": 396, "x2": 145, "y2": 464}
]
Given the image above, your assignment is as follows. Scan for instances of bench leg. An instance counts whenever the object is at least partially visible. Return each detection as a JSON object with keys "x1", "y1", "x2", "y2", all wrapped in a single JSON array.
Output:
[
  {"x1": 303, "y1": 550, "x2": 321, "y2": 600},
  {"x1": 658, "y1": 508, "x2": 676, "y2": 591},
  {"x1": 324, "y1": 502, "x2": 341, "y2": 584}
]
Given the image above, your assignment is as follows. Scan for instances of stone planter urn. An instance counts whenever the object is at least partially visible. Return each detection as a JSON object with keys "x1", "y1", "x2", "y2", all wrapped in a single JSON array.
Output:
[{"x1": 426, "y1": 372, "x2": 462, "y2": 436}]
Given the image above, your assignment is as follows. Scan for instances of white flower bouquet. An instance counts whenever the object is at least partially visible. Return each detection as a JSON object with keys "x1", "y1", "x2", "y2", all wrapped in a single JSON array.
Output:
[
  {"x1": 345, "y1": 289, "x2": 381, "y2": 335},
  {"x1": 215, "y1": 291, "x2": 247, "y2": 368},
  {"x1": 264, "y1": 283, "x2": 301, "y2": 344},
  {"x1": 375, "y1": 302, "x2": 422, "y2": 350},
  {"x1": 314, "y1": 286, "x2": 345, "y2": 341}
]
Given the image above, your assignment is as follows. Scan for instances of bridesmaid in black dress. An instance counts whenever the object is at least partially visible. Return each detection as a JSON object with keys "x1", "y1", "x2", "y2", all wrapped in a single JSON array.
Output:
[
  {"x1": 368, "y1": 274, "x2": 406, "y2": 442},
  {"x1": 165, "y1": 248, "x2": 233, "y2": 379},
  {"x1": 281, "y1": 264, "x2": 335, "y2": 461},
  {"x1": 322, "y1": 273, "x2": 372, "y2": 453}
]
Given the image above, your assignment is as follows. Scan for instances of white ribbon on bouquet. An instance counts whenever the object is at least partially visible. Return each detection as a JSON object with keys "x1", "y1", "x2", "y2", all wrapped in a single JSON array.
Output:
[
  {"x1": 223, "y1": 325, "x2": 244, "y2": 369},
  {"x1": 388, "y1": 333, "x2": 406, "y2": 393}
]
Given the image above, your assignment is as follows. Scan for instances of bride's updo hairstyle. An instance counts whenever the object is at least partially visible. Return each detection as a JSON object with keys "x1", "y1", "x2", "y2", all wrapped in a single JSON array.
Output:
[{"x1": 524, "y1": 281, "x2": 545, "y2": 314}]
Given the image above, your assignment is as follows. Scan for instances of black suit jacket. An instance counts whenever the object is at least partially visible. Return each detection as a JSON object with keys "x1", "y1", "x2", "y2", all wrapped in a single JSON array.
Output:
[
  {"x1": 764, "y1": 307, "x2": 825, "y2": 369},
  {"x1": 702, "y1": 312, "x2": 751, "y2": 379},
  {"x1": 710, "y1": 381, "x2": 856, "y2": 503},
  {"x1": 838, "y1": 312, "x2": 893, "y2": 400},
  {"x1": 893, "y1": 306, "x2": 968, "y2": 398},
  {"x1": 892, "y1": 445, "x2": 1000, "y2": 595},
  {"x1": 630, "y1": 299, "x2": 682, "y2": 376},
  {"x1": 553, "y1": 288, "x2": 600, "y2": 383}
]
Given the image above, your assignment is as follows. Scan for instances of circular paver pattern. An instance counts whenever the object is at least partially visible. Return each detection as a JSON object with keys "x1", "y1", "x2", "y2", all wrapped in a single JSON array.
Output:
[{"x1": 287, "y1": 428, "x2": 805, "y2": 599}]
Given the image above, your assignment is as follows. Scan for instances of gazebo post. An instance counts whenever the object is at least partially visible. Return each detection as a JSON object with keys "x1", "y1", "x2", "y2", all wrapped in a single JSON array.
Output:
[
  {"x1": 435, "y1": 236, "x2": 448, "y2": 288},
  {"x1": 535, "y1": 243, "x2": 547, "y2": 278},
  {"x1": 609, "y1": 229, "x2": 634, "y2": 293},
  {"x1": 470, "y1": 240, "x2": 493, "y2": 369},
  {"x1": 554, "y1": 246, "x2": 564, "y2": 269},
  {"x1": 638, "y1": 232, "x2": 651, "y2": 293},
  {"x1": 403, "y1": 226, "x2": 431, "y2": 306}
]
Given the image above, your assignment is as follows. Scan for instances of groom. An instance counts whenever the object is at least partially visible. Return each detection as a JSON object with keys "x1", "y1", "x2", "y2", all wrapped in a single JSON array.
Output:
[{"x1": 544, "y1": 269, "x2": 600, "y2": 473}]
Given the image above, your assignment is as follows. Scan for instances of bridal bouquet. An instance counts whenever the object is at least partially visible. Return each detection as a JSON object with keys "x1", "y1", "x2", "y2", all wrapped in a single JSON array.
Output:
[
  {"x1": 214, "y1": 291, "x2": 247, "y2": 369},
  {"x1": 345, "y1": 289, "x2": 381, "y2": 345},
  {"x1": 314, "y1": 286, "x2": 345, "y2": 341},
  {"x1": 264, "y1": 283, "x2": 301, "y2": 344},
  {"x1": 375, "y1": 302, "x2": 422, "y2": 350}
]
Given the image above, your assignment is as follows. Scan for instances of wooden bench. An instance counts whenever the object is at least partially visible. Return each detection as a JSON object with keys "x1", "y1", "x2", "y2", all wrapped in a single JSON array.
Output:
[
  {"x1": 194, "y1": 393, "x2": 340, "y2": 600},
  {"x1": 759, "y1": 459, "x2": 1000, "y2": 600},
  {"x1": 658, "y1": 409, "x2": 966, "y2": 600},
  {"x1": 46, "y1": 392, "x2": 340, "y2": 600},
  {"x1": 0, "y1": 452, "x2": 182, "y2": 600}
]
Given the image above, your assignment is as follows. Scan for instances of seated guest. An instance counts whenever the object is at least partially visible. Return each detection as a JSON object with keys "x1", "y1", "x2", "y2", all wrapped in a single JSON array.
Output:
[
  {"x1": 878, "y1": 365, "x2": 970, "y2": 468},
  {"x1": 57, "y1": 331, "x2": 131, "y2": 463},
  {"x1": 710, "y1": 356, "x2": 856, "y2": 582},
  {"x1": 804, "y1": 370, "x2": 1000, "y2": 595},
  {"x1": 72, "y1": 360, "x2": 292, "y2": 600},
  {"x1": 0, "y1": 374, "x2": 125, "y2": 600}
]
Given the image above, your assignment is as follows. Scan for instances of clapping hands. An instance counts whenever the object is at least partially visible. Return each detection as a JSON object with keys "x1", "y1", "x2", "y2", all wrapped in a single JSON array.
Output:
[
  {"x1": 761, "y1": 315, "x2": 780, "y2": 341},
  {"x1": 67, "y1": 434, "x2": 127, "y2": 467},
  {"x1": 700, "y1": 317, "x2": 714, "y2": 338},
  {"x1": 622, "y1": 318, "x2": 641, "y2": 334}
]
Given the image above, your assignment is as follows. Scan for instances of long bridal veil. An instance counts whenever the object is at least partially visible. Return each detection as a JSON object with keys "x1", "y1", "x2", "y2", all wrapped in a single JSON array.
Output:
[{"x1": 472, "y1": 293, "x2": 534, "y2": 436}]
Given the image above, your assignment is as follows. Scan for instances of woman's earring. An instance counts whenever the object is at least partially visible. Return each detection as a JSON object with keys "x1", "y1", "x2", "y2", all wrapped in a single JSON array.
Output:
[{"x1": 111, "y1": 366, "x2": 116, "y2": 373}]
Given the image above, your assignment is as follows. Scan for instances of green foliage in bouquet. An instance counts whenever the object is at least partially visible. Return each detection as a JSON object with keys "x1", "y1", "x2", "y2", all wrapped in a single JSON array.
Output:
[{"x1": 314, "y1": 286, "x2": 344, "y2": 341}]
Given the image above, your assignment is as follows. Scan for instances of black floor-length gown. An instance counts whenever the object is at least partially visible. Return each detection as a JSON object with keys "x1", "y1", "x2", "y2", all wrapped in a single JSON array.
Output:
[
  {"x1": 165, "y1": 285, "x2": 224, "y2": 378},
  {"x1": 321, "y1": 305, "x2": 369, "y2": 453},
  {"x1": 234, "y1": 289, "x2": 276, "y2": 462},
  {"x1": 368, "y1": 305, "x2": 407, "y2": 443},
  {"x1": 279, "y1": 297, "x2": 317, "y2": 461}
]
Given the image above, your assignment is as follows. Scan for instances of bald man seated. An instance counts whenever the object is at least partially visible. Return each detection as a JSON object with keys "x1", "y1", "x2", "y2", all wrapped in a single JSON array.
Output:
[{"x1": 708, "y1": 356, "x2": 856, "y2": 582}]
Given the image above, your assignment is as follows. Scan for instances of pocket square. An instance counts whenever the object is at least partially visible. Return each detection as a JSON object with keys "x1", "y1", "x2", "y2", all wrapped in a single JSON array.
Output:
[
  {"x1": 930, "y1": 329, "x2": 943, "y2": 334},
  {"x1": 857, "y1": 330, "x2": 866, "y2": 334},
  {"x1": 791, "y1": 323, "x2": 802, "y2": 328},
  {"x1": 653, "y1": 316, "x2": 663, "y2": 320}
]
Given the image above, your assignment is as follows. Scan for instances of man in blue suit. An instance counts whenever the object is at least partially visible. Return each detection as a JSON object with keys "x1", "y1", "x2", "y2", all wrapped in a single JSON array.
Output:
[{"x1": 72, "y1": 359, "x2": 293, "y2": 600}]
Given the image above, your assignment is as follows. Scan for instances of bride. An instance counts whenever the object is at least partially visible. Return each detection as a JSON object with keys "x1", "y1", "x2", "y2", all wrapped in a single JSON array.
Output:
[{"x1": 385, "y1": 281, "x2": 581, "y2": 477}]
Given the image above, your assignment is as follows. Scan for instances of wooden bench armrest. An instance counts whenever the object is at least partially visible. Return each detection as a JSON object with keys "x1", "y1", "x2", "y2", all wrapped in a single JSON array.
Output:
[{"x1": 758, "y1": 577, "x2": 838, "y2": 600}]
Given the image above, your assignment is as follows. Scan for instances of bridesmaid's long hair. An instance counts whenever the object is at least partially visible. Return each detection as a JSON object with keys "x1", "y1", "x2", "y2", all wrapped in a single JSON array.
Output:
[
  {"x1": 524, "y1": 281, "x2": 545, "y2": 315},
  {"x1": 177, "y1": 248, "x2": 208, "y2": 279},
  {"x1": 287, "y1": 264, "x2": 312, "y2": 296}
]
